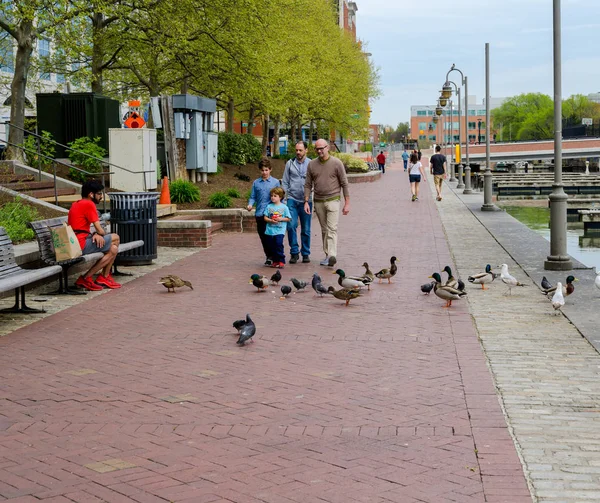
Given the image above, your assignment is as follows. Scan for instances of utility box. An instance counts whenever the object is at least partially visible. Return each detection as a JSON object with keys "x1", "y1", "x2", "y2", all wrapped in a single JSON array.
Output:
[
  {"x1": 108, "y1": 128, "x2": 157, "y2": 192},
  {"x1": 172, "y1": 94, "x2": 218, "y2": 174},
  {"x1": 36, "y1": 92, "x2": 120, "y2": 157}
]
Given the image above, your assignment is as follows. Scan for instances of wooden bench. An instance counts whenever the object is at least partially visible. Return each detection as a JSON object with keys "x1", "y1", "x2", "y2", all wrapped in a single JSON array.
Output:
[
  {"x1": 0, "y1": 227, "x2": 62, "y2": 313},
  {"x1": 29, "y1": 216, "x2": 144, "y2": 295}
]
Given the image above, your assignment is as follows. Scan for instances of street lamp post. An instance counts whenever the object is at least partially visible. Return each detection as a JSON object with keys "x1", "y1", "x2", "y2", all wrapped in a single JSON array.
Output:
[
  {"x1": 444, "y1": 65, "x2": 472, "y2": 194},
  {"x1": 481, "y1": 42, "x2": 499, "y2": 212},
  {"x1": 544, "y1": 0, "x2": 572, "y2": 271},
  {"x1": 443, "y1": 81, "x2": 461, "y2": 183},
  {"x1": 477, "y1": 119, "x2": 482, "y2": 145}
]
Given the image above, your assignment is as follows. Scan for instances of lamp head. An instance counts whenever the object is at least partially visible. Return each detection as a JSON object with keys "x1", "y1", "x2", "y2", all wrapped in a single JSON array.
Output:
[
  {"x1": 439, "y1": 97, "x2": 448, "y2": 107},
  {"x1": 441, "y1": 83, "x2": 452, "y2": 99},
  {"x1": 432, "y1": 115, "x2": 439, "y2": 124}
]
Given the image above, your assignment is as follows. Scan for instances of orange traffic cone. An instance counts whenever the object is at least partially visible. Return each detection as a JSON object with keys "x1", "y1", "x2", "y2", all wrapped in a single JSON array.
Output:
[{"x1": 159, "y1": 176, "x2": 171, "y2": 205}]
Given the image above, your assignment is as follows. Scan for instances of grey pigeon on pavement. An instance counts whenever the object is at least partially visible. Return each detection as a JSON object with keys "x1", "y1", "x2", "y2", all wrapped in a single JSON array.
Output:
[
  {"x1": 312, "y1": 273, "x2": 329, "y2": 297},
  {"x1": 421, "y1": 281, "x2": 434, "y2": 295},
  {"x1": 233, "y1": 317, "x2": 247, "y2": 333},
  {"x1": 290, "y1": 278, "x2": 307, "y2": 292},
  {"x1": 237, "y1": 314, "x2": 256, "y2": 345},
  {"x1": 280, "y1": 285, "x2": 292, "y2": 298},
  {"x1": 541, "y1": 276, "x2": 552, "y2": 291}
]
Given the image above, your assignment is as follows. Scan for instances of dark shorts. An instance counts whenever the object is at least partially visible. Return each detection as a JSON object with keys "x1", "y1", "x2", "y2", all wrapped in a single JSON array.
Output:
[
  {"x1": 409, "y1": 174, "x2": 421, "y2": 183},
  {"x1": 82, "y1": 234, "x2": 113, "y2": 254}
]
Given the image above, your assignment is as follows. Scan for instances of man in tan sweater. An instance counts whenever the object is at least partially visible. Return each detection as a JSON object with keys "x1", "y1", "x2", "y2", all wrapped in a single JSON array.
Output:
[{"x1": 303, "y1": 138, "x2": 350, "y2": 266}]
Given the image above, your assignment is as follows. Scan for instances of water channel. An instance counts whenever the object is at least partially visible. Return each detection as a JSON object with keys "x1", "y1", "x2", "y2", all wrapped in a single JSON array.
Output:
[{"x1": 504, "y1": 205, "x2": 600, "y2": 271}]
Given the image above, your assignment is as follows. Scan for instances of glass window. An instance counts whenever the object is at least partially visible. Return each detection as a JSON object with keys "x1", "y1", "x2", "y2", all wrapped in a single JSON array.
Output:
[
  {"x1": 478, "y1": 110, "x2": 486, "y2": 115},
  {"x1": 468, "y1": 122, "x2": 476, "y2": 130},
  {"x1": 428, "y1": 135, "x2": 436, "y2": 141},
  {"x1": 39, "y1": 38, "x2": 50, "y2": 80},
  {"x1": 417, "y1": 110, "x2": 427, "y2": 116},
  {"x1": 0, "y1": 36, "x2": 14, "y2": 72},
  {"x1": 418, "y1": 122, "x2": 427, "y2": 130},
  {"x1": 418, "y1": 135, "x2": 426, "y2": 140},
  {"x1": 428, "y1": 110, "x2": 434, "y2": 116},
  {"x1": 468, "y1": 109, "x2": 476, "y2": 116},
  {"x1": 468, "y1": 134, "x2": 476, "y2": 142},
  {"x1": 479, "y1": 135, "x2": 486, "y2": 142}
]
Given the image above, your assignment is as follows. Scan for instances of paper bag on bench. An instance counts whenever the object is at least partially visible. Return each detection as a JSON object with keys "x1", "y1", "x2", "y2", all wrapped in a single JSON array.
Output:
[{"x1": 50, "y1": 223, "x2": 82, "y2": 261}]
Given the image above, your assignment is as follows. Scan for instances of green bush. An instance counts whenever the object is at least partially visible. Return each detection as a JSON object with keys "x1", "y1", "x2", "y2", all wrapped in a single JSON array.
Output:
[
  {"x1": 226, "y1": 188, "x2": 241, "y2": 198},
  {"x1": 169, "y1": 179, "x2": 200, "y2": 203},
  {"x1": 207, "y1": 191, "x2": 232, "y2": 208},
  {"x1": 67, "y1": 137, "x2": 107, "y2": 183},
  {"x1": 0, "y1": 198, "x2": 39, "y2": 243},
  {"x1": 20, "y1": 131, "x2": 56, "y2": 172},
  {"x1": 217, "y1": 132, "x2": 262, "y2": 166},
  {"x1": 244, "y1": 188, "x2": 252, "y2": 201},
  {"x1": 331, "y1": 152, "x2": 369, "y2": 173}
]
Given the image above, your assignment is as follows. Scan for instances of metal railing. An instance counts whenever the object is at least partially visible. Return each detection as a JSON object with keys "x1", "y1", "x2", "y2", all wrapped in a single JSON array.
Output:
[{"x1": 0, "y1": 123, "x2": 155, "y2": 209}]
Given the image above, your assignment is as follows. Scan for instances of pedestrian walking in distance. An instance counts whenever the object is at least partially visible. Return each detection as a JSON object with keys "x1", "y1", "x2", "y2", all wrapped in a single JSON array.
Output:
[
  {"x1": 429, "y1": 145, "x2": 447, "y2": 201},
  {"x1": 408, "y1": 152, "x2": 427, "y2": 201},
  {"x1": 376, "y1": 151, "x2": 386, "y2": 174}
]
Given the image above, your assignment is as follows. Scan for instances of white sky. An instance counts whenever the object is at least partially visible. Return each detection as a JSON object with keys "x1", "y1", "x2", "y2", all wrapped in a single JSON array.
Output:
[{"x1": 356, "y1": 0, "x2": 600, "y2": 126}]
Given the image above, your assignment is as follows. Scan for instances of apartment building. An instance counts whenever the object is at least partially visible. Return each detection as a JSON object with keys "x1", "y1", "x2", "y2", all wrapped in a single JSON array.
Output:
[{"x1": 410, "y1": 97, "x2": 506, "y2": 145}]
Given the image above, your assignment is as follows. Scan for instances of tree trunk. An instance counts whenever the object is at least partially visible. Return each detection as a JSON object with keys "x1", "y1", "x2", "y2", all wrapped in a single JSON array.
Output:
[
  {"x1": 6, "y1": 21, "x2": 34, "y2": 161},
  {"x1": 261, "y1": 114, "x2": 269, "y2": 155},
  {"x1": 227, "y1": 98, "x2": 234, "y2": 132},
  {"x1": 272, "y1": 117, "x2": 280, "y2": 156},
  {"x1": 247, "y1": 104, "x2": 255, "y2": 136},
  {"x1": 297, "y1": 119, "x2": 302, "y2": 143},
  {"x1": 309, "y1": 120, "x2": 314, "y2": 144},
  {"x1": 290, "y1": 119, "x2": 296, "y2": 150},
  {"x1": 91, "y1": 13, "x2": 104, "y2": 94}
]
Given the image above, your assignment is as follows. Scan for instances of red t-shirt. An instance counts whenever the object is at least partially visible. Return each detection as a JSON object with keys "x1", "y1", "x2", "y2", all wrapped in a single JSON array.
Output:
[
  {"x1": 376, "y1": 153, "x2": 386, "y2": 164},
  {"x1": 68, "y1": 199, "x2": 99, "y2": 249}
]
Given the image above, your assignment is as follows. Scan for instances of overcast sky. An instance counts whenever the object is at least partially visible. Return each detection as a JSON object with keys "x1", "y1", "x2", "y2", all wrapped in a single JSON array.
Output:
[{"x1": 356, "y1": 0, "x2": 600, "y2": 127}]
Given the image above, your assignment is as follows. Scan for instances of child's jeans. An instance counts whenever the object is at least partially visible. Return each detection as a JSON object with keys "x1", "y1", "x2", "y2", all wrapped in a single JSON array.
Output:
[
  {"x1": 266, "y1": 234, "x2": 285, "y2": 264},
  {"x1": 255, "y1": 216, "x2": 270, "y2": 259}
]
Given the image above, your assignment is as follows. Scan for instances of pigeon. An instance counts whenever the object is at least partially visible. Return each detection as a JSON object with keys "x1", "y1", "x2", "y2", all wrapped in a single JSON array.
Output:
[
  {"x1": 541, "y1": 276, "x2": 552, "y2": 291},
  {"x1": 312, "y1": 273, "x2": 329, "y2": 297},
  {"x1": 290, "y1": 278, "x2": 307, "y2": 292},
  {"x1": 498, "y1": 264, "x2": 527, "y2": 295},
  {"x1": 158, "y1": 275, "x2": 193, "y2": 293},
  {"x1": 233, "y1": 317, "x2": 247, "y2": 333},
  {"x1": 421, "y1": 281, "x2": 435, "y2": 294},
  {"x1": 280, "y1": 285, "x2": 292, "y2": 298},
  {"x1": 551, "y1": 282, "x2": 565, "y2": 315},
  {"x1": 249, "y1": 274, "x2": 269, "y2": 292},
  {"x1": 468, "y1": 264, "x2": 495, "y2": 290},
  {"x1": 237, "y1": 314, "x2": 256, "y2": 345},
  {"x1": 270, "y1": 269, "x2": 282, "y2": 285}
]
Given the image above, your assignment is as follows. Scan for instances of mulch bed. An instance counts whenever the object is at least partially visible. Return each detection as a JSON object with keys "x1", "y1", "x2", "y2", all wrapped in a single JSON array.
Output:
[
  {"x1": 175, "y1": 159, "x2": 287, "y2": 210},
  {"x1": 0, "y1": 191, "x2": 66, "y2": 221}
]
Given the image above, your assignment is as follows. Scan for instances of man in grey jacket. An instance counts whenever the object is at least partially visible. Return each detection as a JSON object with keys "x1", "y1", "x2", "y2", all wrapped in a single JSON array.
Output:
[{"x1": 282, "y1": 141, "x2": 311, "y2": 263}]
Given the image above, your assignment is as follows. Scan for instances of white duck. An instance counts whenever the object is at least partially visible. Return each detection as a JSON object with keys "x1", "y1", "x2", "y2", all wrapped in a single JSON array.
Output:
[
  {"x1": 551, "y1": 282, "x2": 565, "y2": 315},
  {"x1": 595, "y1": 270, "x2": 600, "y2": 294},
  {"x1": 498, "y1": 263, "x2": 527, "y2": 295}
]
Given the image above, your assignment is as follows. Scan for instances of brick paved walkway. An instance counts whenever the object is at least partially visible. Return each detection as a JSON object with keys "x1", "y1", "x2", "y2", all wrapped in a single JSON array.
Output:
[{"x1": 0, "y1": 162, "x2": 530, "y2": 502}]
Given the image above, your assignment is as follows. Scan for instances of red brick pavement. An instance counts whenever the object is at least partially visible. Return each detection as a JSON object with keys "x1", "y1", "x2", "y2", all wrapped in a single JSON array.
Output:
[{"x1": 0, "y1": 162, "x2": 530, "y2": 502}]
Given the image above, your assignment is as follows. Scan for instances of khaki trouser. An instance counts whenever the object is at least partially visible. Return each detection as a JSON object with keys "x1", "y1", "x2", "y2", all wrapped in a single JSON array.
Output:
[{"x1": 314, "y1": 199, "x2": 340, "y2": 258}]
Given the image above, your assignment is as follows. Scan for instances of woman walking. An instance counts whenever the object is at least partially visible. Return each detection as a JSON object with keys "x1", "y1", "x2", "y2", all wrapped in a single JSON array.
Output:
[{"x1": 408, "y1": 152, "x2": 427, "y2": 201}]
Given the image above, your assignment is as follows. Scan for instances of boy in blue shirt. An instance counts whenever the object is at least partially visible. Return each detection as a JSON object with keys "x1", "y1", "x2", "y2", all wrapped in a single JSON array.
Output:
[
  {"x1": 264, "y1": 187, "x2": 291, "y2": 269},
  {"x1": 247, "y1": 157, "x2": 280, "y2": 265}
]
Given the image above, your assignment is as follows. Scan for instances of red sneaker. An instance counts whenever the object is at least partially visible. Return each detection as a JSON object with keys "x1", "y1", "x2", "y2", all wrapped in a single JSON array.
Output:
[
  {"x1": 96, "y1": 274, "x2": 121, "y2": 289},
  {"x1": 106, "y1": 274, "x2": 122, "y2": 288},
  {"x1": 77, "y1": 276, "x2": 103, "y2": 291},
  {"x1": 273, "y1": 262, "x2": 284, "y2": 269}
]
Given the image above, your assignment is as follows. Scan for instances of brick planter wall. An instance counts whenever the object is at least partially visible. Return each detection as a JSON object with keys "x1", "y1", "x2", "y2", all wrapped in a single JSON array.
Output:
[
  {"x1": 157, "y1": 220, "x2": 212, "y2": 247},
  {"x1": 347, "y1": 171, "x2": 382, "y2": 183},
  {"x1": 175, "y1": 209, "x2": 256, "y2": 233}
]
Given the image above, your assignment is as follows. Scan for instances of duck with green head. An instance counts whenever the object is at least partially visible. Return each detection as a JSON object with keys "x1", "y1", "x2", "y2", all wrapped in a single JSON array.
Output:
[
  {"x1": 468, "y1": 264, "x2": 495, "y2": 290},
  {"x1": 429, "y1": 272, "x2": 467, "y2": 307},
  {"x1": 333, "y1": 269, "x2": 366, "y2": 290}
]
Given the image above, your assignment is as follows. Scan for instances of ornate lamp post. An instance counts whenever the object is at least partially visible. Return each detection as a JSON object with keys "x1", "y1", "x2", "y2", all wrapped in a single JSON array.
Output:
[
  {"x1": 443, "y1": 64, "x2": 472, "y2": 194},
  {"x1": 443, "y1": 81, "x2": 461, "y2": 183},
  {"x1": 477, "y1": 119, "x2": 482, "y2": 145}
]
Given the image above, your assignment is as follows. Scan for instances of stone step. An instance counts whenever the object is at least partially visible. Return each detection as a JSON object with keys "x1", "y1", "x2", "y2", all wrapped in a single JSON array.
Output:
[
  {"x1": 20, "y1": 187, "x2": 78, "y2": 199},
  {"x1": 3, "y1": 180, "x2": 57, "y2": 191},
  {"x1": 0, "y1": 173, "x2": 35, "y2": 184}
]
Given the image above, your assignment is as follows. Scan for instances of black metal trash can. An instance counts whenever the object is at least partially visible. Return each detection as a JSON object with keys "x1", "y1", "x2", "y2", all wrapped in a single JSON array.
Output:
[{"x1": 107, "y1": 192, "x2": 159, "y2": 265}]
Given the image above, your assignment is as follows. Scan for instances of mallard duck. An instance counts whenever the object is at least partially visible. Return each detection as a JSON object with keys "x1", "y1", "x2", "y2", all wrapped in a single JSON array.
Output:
[
  {"x1": 290, "y1": 278, "x2": 307, "y2": 291},
  {"x1": 498, "y1": 264, "x2": 527, "y2": 295},
  {"x1": 375, "y1": 256, "x2": 398, "y2": 284},
  {"x1": 468, "y1": 264, "x2": 495, "y2": 290},
  {"x1": 429, "y1": 272, "x2": 467, "y2": 307},
  {"x1": 312, "y1": 273, "x2": 329, "y2": 297},
  {"x1": 327, "y1": 286, "x2": 361, "y2": 306},
  {"x1": 333, "y1": 269, "x2": 366, "y2": 289},
  {"x1": 442, "y1": 265, "x2": 458, "y2": 289},
  {"x1": 542, "y1": 275, "x2": 578, "y2": 297},
  {"x1": 280, "y1": 285, "x2": 292, "y2": 298},
  {"x1": 362, "y1": 262, "x2": 375, "y2": 283},
  {"x1": 158, "y1": 275, "x2": 193, "y2": 293},
  {"x1": 249, "y1": 274, "x2": 269, "y2": 292},
  {"x1": 551, "y1": 282, "x2": 565, "y2": 315},
  {"x1": 270, "y1": 269, "x2": 282, "y2": 285},
  {"x1": 237, "y1": 314, "x2": 256, "y2": 345},
  {"x1": 421, "y1": 281, "x2": 435, "y2": 294}
]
